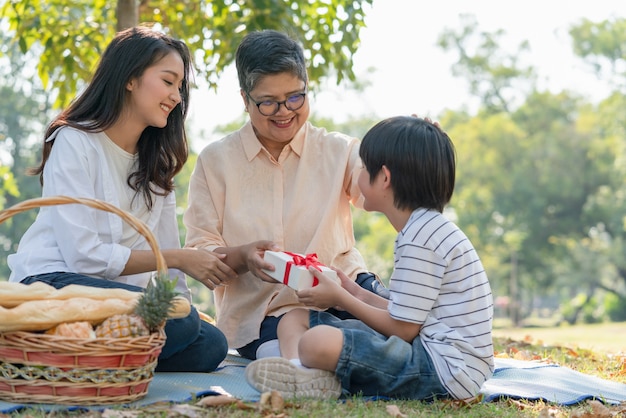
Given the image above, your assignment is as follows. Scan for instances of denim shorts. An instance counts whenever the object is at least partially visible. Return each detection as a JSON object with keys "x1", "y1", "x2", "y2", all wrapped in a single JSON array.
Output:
[
  {"x1": 310, "y1": 311, "x2": 450, "y2": 400},
  {"x1": 237, "y1": 272, "x2": 381, "y2": 359}
]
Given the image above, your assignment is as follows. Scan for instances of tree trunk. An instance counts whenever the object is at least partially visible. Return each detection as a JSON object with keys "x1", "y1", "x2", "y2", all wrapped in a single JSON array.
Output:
[{"x1": 116, "y1": 0, "x2": 139, "y2": 32}]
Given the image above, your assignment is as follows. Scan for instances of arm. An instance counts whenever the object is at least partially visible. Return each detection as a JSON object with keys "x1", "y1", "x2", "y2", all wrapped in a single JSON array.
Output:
[
  {"x1": 346, "y1": 137, "x2": 365, "y2": 209},
  {"x1": 183, "y1": 145, "x2": 279, "y2": 285},
  {"x1": 336, "y1": 269, "x2": 388, "y2": 309},
  {"x1": 125, "y1": 190, "x2": 237, "y2": 290},
  {"x1": 44, "y1": 130, "x2": 131, "y2": 279},
  {"x1": 297, "y1": 268, "x2": 421, "y2": 342},
  {"x1": 121, "y1": 248, "x2": 235, "y2": 290}
]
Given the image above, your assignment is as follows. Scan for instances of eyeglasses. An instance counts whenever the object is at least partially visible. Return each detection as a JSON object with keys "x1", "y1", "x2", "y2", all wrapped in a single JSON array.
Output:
[{"x1": 245, "y1": 92, "x2": 307, "y2": 116}]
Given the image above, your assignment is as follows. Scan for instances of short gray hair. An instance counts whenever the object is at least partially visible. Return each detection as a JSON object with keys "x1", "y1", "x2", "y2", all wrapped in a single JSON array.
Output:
[{"x1": 235, "y1": 30, "x2": 308, "y2": 93}]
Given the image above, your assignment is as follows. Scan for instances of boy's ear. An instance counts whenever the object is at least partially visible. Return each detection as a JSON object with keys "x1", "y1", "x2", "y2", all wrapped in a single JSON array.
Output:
[{"x1": 381, "y1": 165, "x2": 392, "y2": 189}]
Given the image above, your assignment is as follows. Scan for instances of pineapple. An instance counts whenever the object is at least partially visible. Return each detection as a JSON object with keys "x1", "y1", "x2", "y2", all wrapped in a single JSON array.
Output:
[{"x1": 95, "y1": 275, "x2": 178, "y2": 338}]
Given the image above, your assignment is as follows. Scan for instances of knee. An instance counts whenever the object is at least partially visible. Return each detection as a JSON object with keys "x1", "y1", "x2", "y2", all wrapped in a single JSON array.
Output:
[
  {"x1": 299, "y1": 326, "x2": 342, "y2": 370},
  {"x1": 205, "y1": 322, "x2": 228, "y2": 354},
  {"x1": 197, "y1": 323, "x2": 228, "y2": 371}
]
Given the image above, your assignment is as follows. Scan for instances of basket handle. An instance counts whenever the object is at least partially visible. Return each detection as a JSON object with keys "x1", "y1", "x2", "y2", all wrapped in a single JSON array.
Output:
[{"x1": 0, "y1": 195, "x2": 167, "y2": 276}]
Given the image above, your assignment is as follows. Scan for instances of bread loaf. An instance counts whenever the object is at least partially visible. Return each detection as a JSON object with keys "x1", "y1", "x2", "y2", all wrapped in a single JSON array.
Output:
[
  {"x1": 0, "y1": 297, "x2": 135, "y2": 332},
  {"x1": 0, "y1": 282, "x2": 191, "y2": 332},
  {"x1": 0, "y1": 281, "x2": 140, "y2": 308},
  {"x1": 45, "y1": 321, "x2": 96, "y2": 339}
]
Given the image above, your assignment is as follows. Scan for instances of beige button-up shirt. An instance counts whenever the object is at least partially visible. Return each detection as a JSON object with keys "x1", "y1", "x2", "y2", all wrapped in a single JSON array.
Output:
[{"x1": 184, "y1": 121, "x2": 368, "y2": 348}]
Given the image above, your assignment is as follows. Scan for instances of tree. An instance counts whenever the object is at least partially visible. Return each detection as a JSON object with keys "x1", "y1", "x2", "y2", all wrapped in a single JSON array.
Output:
[
  {"x1": 569, "y1": 17, "x2": 626, "y2": 92},
  {"x1": 437, "y1": 14, "x2": 536, "y2": 114},
  {"x1": 0, "y1": 0, "x2": 373, "y2": 108},
  {"x1": 0, "y1": 31, "x2": 52, "y2": 279},
  {"x1": 438, "y1": 14, "x2": 626, "y2": 325}
]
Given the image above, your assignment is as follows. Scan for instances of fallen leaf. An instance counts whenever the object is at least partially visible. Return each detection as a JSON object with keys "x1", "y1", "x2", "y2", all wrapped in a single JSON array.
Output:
[
  {"x1": 537, "y1": 406, "x2": 562, "y2": 417},
  {"x1": 564, "y1": 347, "x2": 579, "y2": 357},
  {"x1": 385, "y1": 404, "x2": 407, "y2": 417},
  {"x1": 587, "y1": 400, "x2": 612, "y2": 417},
  {"x1": 570, "y1": 399, "x2": 614, "y2": 418},
  {"x1": 168, "y1": 404, "x2": 205, "y2": 417},
  {"x1": 506, "y1": 398, "x2": 530, "y2": 410},
  {"x1": 259, "y1": 391, "x2": 272, "y2": 407},
  {"x1": 441, "y1": 396, "x2": 481, "y2": 409},
  {"x1": 270, "y1": 390, "x2": 285, "y2": 412},
  {"x1": 196, "y1": 394, "x2": 239, "y2": 407},
  {"x1": 101, "y1": 410, "x2": 141, "y2": 418}
]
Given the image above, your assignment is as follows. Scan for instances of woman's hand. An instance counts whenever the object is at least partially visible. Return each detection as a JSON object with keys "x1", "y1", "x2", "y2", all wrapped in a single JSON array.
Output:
[
  {"x1": 166, "y1": 248, "x2": 238, "y2": 290},
  {"x1": 241, "y1": 241, "x2": 282, "y2": 283},
  {"x1": 213, "y1": 240, "x2": 280, "y2": 282},
  {"x1": 126, "y1": 248, "x2": 238, "y2": 290}
]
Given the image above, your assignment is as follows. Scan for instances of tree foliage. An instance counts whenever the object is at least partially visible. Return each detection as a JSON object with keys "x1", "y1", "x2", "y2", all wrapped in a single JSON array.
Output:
[
  {"x1": 439, "y1": 16, "x2": 626, "y2": 324},
  {"x1": 0, "y1": 0, "x2": 373, "y2": 108},
  {"x1": 0, "y1": 31, "x2": 51, "y2": 277},
  {"x1": 437, "y1": 14, "x2": 536, "y2": 114},
  {"x1": 2, "y1": 3, "x2": 626, "y2": 326},
  {"x1": 569, "y1": 16, "x2": 626, "y2": 90}
]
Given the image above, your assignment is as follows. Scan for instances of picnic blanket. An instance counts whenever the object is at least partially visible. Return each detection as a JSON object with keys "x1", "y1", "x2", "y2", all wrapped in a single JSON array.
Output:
[
  {"x1": 1, "y1": 356, "x2": 624, "y2": 413},
  {"x1": 481, "y1": 358, "x2": 626, "y2": 405}
]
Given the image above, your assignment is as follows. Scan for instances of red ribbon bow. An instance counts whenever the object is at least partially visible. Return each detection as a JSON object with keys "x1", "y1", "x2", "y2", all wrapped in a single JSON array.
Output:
[{"x1": 283, "y1": 252, "x2": 324, "y2": 287}]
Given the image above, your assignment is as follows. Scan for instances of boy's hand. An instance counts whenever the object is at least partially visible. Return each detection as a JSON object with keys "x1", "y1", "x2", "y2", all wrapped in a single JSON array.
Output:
[
  {"x1": 296, "y1": 266, "x2": 346, "y2": 310},
  {"x1": 337, "y1": 269, "x2": 362, "y2": 297}
]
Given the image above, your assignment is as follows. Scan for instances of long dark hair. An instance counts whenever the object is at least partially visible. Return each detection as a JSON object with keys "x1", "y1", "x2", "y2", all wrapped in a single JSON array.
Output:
[{"x1": 31, "y1": 26, "x2": 193, "y2": 209}]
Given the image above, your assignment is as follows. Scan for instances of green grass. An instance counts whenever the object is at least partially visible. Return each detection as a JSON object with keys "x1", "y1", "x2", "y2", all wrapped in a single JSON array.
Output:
[
  {"x1": 4, "y1": 327, "x2": 626, "y2": 417},
  {"x1": 492, "y1": 321, "x2": 626, "y2": 354}
]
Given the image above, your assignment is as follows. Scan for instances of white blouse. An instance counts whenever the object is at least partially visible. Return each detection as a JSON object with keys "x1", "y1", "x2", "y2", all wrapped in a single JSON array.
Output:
[{"x1": 8, "y1": 126, "x2": 191, "y2": 301}]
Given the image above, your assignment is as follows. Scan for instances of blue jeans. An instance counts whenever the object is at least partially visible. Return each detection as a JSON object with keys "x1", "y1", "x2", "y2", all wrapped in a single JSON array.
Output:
[
  {"x1": 21, "y1": 272, "x2": 228, "y2": 373},
  {"x1": 310, "y1": 311, "x2": 450, "y2": 400},
  {"x1": 237, "y1": 272, "x2": 381, "y2": 360}
]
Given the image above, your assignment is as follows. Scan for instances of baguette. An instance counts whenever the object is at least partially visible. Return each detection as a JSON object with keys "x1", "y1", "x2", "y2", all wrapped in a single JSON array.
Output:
[
  {"x1": 0, "y1": 296, "x2": 191, "y2": 332},
  {"x1": 0, "y1": 297, "x2": 135, "y2": 332},
  {"x1": 0, "y1": 281, "x2": 192, "y2": 332},
  {"x1": 0, "y1": 281, "x2": 140, "y2": 308}
]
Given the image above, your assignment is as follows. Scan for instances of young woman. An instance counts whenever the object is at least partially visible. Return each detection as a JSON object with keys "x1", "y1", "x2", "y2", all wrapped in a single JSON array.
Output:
[{"x1": 8, "y1": 26, "x2": 234, "y2": 372}]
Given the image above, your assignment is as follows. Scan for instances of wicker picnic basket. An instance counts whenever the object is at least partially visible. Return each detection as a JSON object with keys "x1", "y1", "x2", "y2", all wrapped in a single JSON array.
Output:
[{"x1": 0, "y1": 196, "x2": 168, "y2": 405}]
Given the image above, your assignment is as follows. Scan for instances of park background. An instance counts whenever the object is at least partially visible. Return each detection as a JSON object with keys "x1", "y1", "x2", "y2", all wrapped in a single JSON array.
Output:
[{"x1": 1, "y1": 0, "x2": 625, "y2": 333}]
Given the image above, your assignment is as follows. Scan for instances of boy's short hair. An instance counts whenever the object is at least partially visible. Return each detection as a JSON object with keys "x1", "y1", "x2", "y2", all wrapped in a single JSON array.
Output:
[{"x1": 359, "y1": 116, "x2": 456, "y2": 212}]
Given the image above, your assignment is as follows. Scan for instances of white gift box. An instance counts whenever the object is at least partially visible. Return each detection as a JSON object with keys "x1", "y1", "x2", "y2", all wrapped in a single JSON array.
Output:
[{"x1": 262, "y1": 251, "x2": 338, "y2": 290}]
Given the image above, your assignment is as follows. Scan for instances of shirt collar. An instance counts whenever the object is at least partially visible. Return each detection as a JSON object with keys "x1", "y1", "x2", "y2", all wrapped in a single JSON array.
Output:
[{"x1": 241, "y1": 120, "x2": 308, "y2": 161}]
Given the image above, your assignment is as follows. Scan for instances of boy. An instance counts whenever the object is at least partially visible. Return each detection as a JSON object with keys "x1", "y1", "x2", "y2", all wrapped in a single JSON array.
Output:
[{"x1": 245, "y1": 116, "x2": 494, "y2": 400}]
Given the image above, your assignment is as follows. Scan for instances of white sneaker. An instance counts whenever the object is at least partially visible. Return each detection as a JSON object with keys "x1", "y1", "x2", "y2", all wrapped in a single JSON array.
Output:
[{"x1": 245, "y1": 357, "x2": 342, "y2": 399}]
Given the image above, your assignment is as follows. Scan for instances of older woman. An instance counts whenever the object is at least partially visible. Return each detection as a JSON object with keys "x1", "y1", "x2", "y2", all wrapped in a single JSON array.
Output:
[{"x1": 184, "y1": 30, "x2": 381, "y2": 360}]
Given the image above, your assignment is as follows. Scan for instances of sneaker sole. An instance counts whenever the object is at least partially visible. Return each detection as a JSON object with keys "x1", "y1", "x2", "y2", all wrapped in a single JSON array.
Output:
[{"x1": 245, "y1": 357, "x2": 341, "y2": 399}]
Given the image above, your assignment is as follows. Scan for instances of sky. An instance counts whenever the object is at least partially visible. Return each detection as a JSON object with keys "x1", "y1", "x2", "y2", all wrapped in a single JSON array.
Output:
[{"x1": 187, "y1": 0, "x2": 623, "y2": 150}]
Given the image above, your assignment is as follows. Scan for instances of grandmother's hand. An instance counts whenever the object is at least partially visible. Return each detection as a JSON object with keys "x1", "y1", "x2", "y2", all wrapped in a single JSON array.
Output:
[
  {"x1": 179, "y1": 248, "x2": 237, "y2": 290},
  {"x1": 242, "y1": 240, "x2": 281, "y2": 283}
]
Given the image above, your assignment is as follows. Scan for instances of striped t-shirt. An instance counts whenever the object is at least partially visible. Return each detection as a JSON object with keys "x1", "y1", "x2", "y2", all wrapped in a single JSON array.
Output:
[{"x1": 388, "y1": 208, "x2": 494, "y2": 399}]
